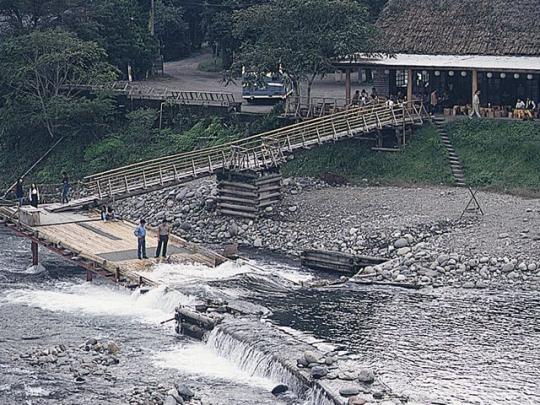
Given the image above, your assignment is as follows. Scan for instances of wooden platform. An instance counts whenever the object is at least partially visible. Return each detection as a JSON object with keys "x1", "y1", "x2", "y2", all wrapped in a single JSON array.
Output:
[{"x1": 0, "y1": 204, "x2": 226, "y2": 286}]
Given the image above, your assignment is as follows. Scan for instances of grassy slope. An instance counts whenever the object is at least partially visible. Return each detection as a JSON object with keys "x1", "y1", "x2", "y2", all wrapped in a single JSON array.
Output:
[
  {"x1": 448, "y1": 119, "x2": 540, "y2": 193},
  {"x1": 283, "y1": 125, "x2": 453, "y2": 186}
]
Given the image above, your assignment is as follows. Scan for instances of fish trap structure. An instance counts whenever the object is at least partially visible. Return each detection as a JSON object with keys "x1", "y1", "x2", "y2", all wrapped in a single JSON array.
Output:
[
  {"x1": 216, "y1": 168, "x2": 283, "y2": 219},
  {"x1": 301, "y1": 249, "x2": 387, "y2": 274}
]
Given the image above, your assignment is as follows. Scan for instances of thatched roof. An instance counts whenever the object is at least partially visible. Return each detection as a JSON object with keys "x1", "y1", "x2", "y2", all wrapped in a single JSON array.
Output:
[{"x1": 376, "y1": 0, "x2": 540, "y2": 56}]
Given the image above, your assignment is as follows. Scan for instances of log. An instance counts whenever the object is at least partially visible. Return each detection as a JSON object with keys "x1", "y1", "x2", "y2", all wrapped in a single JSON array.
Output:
[{"x1": 175, "y1": 307, "x2": 217, "y2": 329}]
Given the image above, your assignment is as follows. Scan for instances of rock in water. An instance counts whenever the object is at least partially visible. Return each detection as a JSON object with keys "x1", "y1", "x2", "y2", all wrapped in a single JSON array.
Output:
[
  {"x1": 347, "y1": 397, "x2": 367, "y2": 405},
  {"x1": 357, "y1": 368, "x2": 375, "y2": 383},
  {"x1": 303, "y1": 351, "x2": 320, "y2": 364},
  {"x1": 339, "y1": 386, "x2": 360, "y2": 396},
  {"x1": 174, "y1": 383, "x2": 194, "y2": 400},
  {"x1": 271, "y1": 384, "x2": 288, "y2": 396},
  {"x1": 85, "y1": 338, "x2": 97, "y2": 346},
  {"x1": 107, "y1": 341, "x2": 120, "y2": 354},
  {"x1": 311, "y1": 366, "x2": 328, "y2": 379}
]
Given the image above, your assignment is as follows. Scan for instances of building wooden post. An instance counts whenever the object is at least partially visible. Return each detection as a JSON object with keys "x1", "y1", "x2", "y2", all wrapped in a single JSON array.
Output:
[
  {"x1": 471, "y1": 69, "x2": 478, "y2": 103},
  {"x1": 86, "y1": 269, "x2": 93, "y2": 282},
  {"x1": 31, "y1": 241, "x2": 39, "y2": 266},
  {"x1": 345, "y1": 68, "x2": 351, "y2": 104},
  {"x1": 407, "y1": 68, "x2": 413, "y2": 102}
]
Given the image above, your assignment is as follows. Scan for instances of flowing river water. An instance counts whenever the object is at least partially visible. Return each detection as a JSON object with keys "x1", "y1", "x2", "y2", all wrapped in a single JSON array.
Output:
[{"x1": 0, "y1": 227, "x2": 539, "y2": 404}]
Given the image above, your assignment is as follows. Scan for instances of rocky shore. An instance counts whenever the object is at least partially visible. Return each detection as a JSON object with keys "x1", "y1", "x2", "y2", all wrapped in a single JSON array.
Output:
[
  {"x1": 115, "y1": 177, "x2": 540, "y2": 289},
  {"x1": 18, "y1": 338, "x2": 201, "y2": 405}
]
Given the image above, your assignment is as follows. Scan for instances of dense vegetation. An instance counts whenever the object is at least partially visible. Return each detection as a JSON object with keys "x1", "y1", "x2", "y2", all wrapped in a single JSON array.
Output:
[{"x1": 283, "y1": 125, "x2": 454, "y2": 186}]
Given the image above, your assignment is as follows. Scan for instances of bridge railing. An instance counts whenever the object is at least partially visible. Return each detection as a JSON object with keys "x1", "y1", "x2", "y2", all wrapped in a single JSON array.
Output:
[{"x1": 83, "y1": 101, "x2": 426, "y2": 199}]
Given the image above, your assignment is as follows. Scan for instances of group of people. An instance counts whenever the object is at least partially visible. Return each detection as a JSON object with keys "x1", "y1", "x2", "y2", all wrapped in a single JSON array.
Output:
[
  {"x1": 515, "y1": 98, "x2": 536, "y2": 111},
  {"x1": 13, "y1": 172, "x2": 70, "y2": 208},
  {"x1": 134, "y1": 218, "x2": 171, "y2": 260},
  {"x1": 351, "y1": 87, "x2": 379, "y2": 106}
]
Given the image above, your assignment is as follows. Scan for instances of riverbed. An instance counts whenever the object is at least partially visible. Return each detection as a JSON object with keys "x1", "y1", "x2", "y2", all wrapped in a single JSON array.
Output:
[{"x1": 1, "y1": 227, "x2": 539, "y2": 404}]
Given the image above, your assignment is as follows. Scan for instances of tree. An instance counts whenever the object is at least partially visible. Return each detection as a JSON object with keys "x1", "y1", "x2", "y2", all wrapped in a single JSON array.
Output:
[
  {"x1": 154, "y1": 0, "x2": 189, "y2": 60},
  {"x1": 233, "y1": 0, "x2": 376, "y2": 101},
  {"x1": 0, "y1": 29, "x2": 116, "y2": 141}
]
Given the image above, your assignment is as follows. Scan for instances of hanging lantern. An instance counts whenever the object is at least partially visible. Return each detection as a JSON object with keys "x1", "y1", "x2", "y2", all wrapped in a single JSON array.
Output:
[
  {"x1": 384, "y1": 69, "x2": 390, "y2": 75},
  {"x1": 461, "y1": 71, "x2": 467, "y2": 77},
  {"x1": 422, "y1": 70, "x2": 428, "y2": 76},
  {"x1": 514, "y1": 73, "x2": 520, "y2": 79},
  {"x1": 500, "y1": 72, "x2": 506, "y2": 79},
  {"x1": 434, "y1": 71, "x2": 440, "y2": 76},
  {"x1": 448, "y1": 71, "x2": 454, "y2": 76},
  {"x1": 527, "y1": 74, "x2": 534, "y2": 80},
  {"x1": 486, "y1": 72, "x2": 493, "y2": 78}
]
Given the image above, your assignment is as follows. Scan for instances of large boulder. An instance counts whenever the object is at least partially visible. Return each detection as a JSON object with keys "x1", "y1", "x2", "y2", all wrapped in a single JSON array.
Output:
[
  {"x1": 357, "y1": 368, "x2": 375, "y2": 383},
  {"x1": 271, "y1": 384, "x2": 288, "y2": 396},
  {"x1": 310, "y1": 366, "x2": 328, "y2": 379}
]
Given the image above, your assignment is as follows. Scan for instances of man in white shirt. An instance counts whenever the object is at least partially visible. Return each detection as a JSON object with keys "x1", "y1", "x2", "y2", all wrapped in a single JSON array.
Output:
[{"x1": 469, "y1": 90, "x2": 481, "y2": 118}]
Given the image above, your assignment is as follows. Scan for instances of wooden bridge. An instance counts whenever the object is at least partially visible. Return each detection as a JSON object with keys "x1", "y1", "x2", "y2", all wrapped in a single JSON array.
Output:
[
  {"x1": 68, "y1": 82, "x2": 242, "y2": 112},
  {"x1": 81, "y1": 100, "x2": 427, "y2": 203}
]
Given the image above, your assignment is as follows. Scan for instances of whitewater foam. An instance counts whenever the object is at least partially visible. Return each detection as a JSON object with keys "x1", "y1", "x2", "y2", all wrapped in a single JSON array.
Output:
[
  {"x1": 1, "y1": 283, "x2": 193, "y2": 324},
  {"x1": 153, "y1": 343, "x2": 275, "y2": 389}
]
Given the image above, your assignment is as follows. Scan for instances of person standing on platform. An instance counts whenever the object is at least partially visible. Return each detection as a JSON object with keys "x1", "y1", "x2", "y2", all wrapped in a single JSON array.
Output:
[
  {"x1": 61, "y1": 171, "x2": 70, "y2": 204},
  {"x1": 469, "y1": 90, "x2": 481, "y2": 119},
  {"x1": 351, "y1": 90, "x2": 360, "y2": 106},
  {"x1": 155, "y1": 218, "x2": 171, "y2": 258},
  {"x1": 29, "y1": 184, "x2": 40, "y2": 208},
  {"x1": 134, "y1": 219, "x2": 148, "y2": 260},
  {"x1": 15, "y1": 178, "x2": 24, "y2": 206}
]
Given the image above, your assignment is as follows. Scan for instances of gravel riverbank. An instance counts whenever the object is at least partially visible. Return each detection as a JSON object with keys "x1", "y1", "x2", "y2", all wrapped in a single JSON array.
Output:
[{"x1": 115, "y1": 177, "x2": 540, "y2": 289}]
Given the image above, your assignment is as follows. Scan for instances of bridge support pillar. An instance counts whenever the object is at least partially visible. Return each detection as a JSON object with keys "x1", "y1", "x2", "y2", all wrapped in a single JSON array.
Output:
[
  {"x1": 216, "y1": 169, "x2": 282, "y2": 219},
  {"x1": 31, "y1": 241, "x2": 39, "y2": 266},
  {"x1": 86, "y1": 269, "x2": 93, "y2": 282}
]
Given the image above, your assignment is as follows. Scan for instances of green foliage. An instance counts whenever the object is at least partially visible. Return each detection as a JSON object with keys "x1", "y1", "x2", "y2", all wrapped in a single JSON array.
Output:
[
  {"x1": 233, "y1": 0, "x2": 376, "y2": 98},
  {"x1": 283, "y1": 125, "x2": 453, "y2": 185},
  {"x1": 448, "y1": 120, "x2": 540, "y2": 191},
  {"x1": 0, "y1": 29, "x2": 116, "y2": 147},
  {"x1": 154, "y1": 0, "x2": 190, "y2": 60}
]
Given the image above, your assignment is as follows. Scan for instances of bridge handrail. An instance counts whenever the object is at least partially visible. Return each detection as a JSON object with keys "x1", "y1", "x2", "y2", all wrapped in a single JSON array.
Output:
[
  {"x1": 84, "y1": 102, "x2": 405, "y2": 180},
  {"x1": 82, "y1": 101, "x2": 426, "y2": 198}
]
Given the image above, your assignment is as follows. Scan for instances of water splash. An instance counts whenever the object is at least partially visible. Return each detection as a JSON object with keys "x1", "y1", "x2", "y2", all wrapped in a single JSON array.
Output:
[{"x1": 1, "y1": 283, "x2": 193, "y2": 324}]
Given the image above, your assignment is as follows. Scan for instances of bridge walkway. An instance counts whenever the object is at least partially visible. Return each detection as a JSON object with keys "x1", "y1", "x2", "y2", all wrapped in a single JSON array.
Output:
[{"x1": 81, "y1": 101, "x2": 427, "y2": 204}]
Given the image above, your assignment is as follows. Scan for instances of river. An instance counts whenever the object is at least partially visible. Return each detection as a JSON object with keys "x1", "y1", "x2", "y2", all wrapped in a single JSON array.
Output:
[{"x1": 0, "y1": 227, "x2": 538, "y2": 404}]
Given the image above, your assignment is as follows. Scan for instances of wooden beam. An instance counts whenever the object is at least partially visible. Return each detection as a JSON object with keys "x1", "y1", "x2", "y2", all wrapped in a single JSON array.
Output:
[
  {"x1": 407, "y1": 68, "x2": 413, "y2": 102},
  {"x1": 472, "y1": 68, "x2": 478, "y2": 104},
  {"x1": 345, "y1": 69, "x2": 352, "y2": 104}
]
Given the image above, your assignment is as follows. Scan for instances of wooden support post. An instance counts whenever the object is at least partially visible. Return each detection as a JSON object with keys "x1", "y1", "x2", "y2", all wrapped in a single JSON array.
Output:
[
  {"x1": 31, "y1": 241, "x2": 39, "y2": 266},
  {"x1": 407, "y1": 68, "x2": 413, "y2": 102},
  {"x1": 472, "y1": 69, "x2": 478, "y2": 104},
  {"x1": 345, "y1": 69, "x2": 352, "y2": 104},
  {"x1": 86, "y1": 269, "x2": 93, "y2": 282}
]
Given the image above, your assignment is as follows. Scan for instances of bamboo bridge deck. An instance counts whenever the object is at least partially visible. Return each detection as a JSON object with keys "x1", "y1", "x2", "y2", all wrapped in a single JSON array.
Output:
[
  {"x1": 0, "y1": 205, "x2": 226, "y2": 286},
  {"x1": 80, "y1": 100, "x2": 427, "y2": 204}
]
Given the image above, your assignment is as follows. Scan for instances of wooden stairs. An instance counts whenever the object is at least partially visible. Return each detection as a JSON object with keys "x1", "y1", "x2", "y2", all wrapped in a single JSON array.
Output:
[{"x1": 432, "y1": 116, "x2": 467, "y2": 187}]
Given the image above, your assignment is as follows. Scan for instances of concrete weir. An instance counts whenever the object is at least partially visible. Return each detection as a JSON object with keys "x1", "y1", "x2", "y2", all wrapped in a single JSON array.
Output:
[{"x1": 175, "y1": 308, "x2": 402, "y2": 405}]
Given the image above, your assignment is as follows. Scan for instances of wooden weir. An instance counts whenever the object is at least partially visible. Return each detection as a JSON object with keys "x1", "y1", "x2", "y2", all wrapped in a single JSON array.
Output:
[
  {"x1": 0, "y1": 205, "x2": 226, "y2": 287},
  {"x1": 301, "y1": 249, "x2": 387, "y2": 274}
]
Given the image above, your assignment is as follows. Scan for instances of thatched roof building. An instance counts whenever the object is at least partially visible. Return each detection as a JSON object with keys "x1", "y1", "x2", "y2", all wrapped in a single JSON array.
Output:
[
  {"x1": 334, "y1": 0, "x2": 540, "y2": 110},
  {"x1": 376, "y1": 0, "x2": 540, "y2": 56}
]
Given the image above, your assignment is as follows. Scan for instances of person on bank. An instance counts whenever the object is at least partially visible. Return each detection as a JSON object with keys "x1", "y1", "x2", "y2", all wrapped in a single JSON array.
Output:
[
  {"x1": 134, "y1": 219, "x2": 148, "y2": 260},
  {"x1": 15, "y1": 178, "x2": 24, "y2": 206},
  {"x1": 61, "y1": 171, "x2": 70, "y2": 204},
  {"x1": 155, "y1": 218, "x2": 171, "y2": 258},
  {"x1": 351, "y1": 90, "x2": 360, "y2": 106},
  {"x1": 469, "y1": 90, "x2": 481, "y2": 118},
  {"x1": 29, "y1": 184, "x2": 40, "y2": 208}
]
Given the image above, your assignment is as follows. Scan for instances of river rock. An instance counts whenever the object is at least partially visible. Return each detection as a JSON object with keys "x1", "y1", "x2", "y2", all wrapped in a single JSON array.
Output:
[
  {"x1": 348, "y1": 397, "x2": 367, "y2": 405},
  {"x1": 304, "y1": 351, "x2": 320, "y2": 364},
  {"x1": 174, "y1": 383, "x2": 194, "y2": 400},
  {"x1": 271, "y1": 384, "x2": 288, "y2": 395},
  {"x1": 393, "y1": 238, "x2": 409, "y2": 248},
  {"x1": 396, "y1": 247, "x2": 411, "y2": 256},
  {"x1": 253, "y1": 238, "x2": 263, "y2": 248},
  {"x1": 164, "y1": 395, "x2": 179, "y2": 405},
  {"x1": 85, "y1": 338, "x2": 97, "y2": 346},
  {"x1": 107, "y1": 341, "x2": 120, "y2": 354},
  {"x1": 339, "y1": 386, "x2": 360, "y2": 396},
  {"x1": 501, "y1": 263, "x2": 514, "y2": 272},
  {"x1": 311, "y1": 366, "x2": 328, "y2": 379},
  {"x1": 528, "y1": 263, "x2": 537, "y2": 271},
  {"x1": 357, "y1": 368, "x2": 375, "y2": 383}
]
